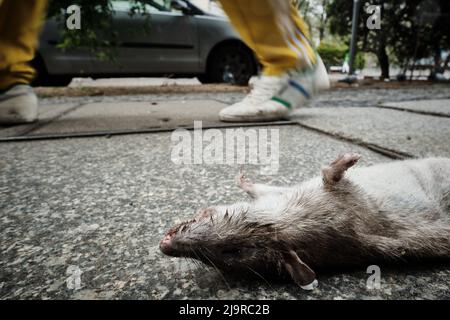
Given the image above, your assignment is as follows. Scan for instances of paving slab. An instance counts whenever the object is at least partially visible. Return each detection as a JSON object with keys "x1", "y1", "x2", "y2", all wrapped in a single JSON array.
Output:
[
  {"x1": 31, "y1": 100, "x2": 228, "y2": 135},
  {"x1": 0, "y1": 103, "x2": 79, "y2": 137},
  {"x1": 292, "y1": 107, "x2": 450, "y2": 158},
  {"x1": 1, "y1": 125, "x2": 449, "y2": 299},
  {"x1": 379, "y1": 99, "x2": 450, "y2": 117}
]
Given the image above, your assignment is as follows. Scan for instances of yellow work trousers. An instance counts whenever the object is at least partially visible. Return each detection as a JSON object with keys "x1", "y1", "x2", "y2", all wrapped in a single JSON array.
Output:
[
  {"x1": 0, "y1": 0, "x2": 48, "y2": 90},
  {"x1": 218, "y1": 0, "x2": 316, "y2": 76}
]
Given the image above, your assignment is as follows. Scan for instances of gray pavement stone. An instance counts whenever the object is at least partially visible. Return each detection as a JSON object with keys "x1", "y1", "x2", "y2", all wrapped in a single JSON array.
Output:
[
  {"x1": 311, "y1": 85, "x2": 450, "y2": 108},
  {"x1": 292, "y1": 107, "x2": 450, "y2": 158},
  {"x1": 380, "y1": 99, "x2": 450, "y2": 117},
  {"x1": 31, "y1": 100, "x2": 227, "y2": 134},
  {"x1": 1, "y1": 125, "x2": 449, "y2": 299},
  {"x1": 0, "y1": 103, "x2": 78, "y2": 138},
  {"x1": 37, "y1": 84, "x2": 450, "y2": 109}
]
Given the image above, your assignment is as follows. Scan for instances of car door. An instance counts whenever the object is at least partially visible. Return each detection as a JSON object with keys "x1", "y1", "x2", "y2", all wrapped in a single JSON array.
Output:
[{"x1": 92, "y1": 0, "x2": 200, "y2": 74}]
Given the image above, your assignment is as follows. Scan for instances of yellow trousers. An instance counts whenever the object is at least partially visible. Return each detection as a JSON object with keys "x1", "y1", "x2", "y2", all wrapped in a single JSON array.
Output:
[
  {"x1": 0, "y1": 0, "x2": 48, "y2": 90},
  {"x1": 218, "y1": 0, "x2": 316, "y2": 76},
  {"x1": 0, "y1": 0, "x2": 314, "y2": 90}
]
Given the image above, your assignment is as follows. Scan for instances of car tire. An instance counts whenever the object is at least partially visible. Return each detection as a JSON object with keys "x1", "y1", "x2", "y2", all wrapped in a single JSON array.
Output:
[
  {"x1": 30, "y1": 54, "x2": 72, "y2": 87},
  {"x1": 199, "y1": 43, "x2": 256, "y2": 85}
]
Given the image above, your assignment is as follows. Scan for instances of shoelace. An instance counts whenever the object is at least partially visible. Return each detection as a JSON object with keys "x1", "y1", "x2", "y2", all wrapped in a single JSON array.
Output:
[{"x1": 242, "y1": 77, "x2": 282, "y2": 105}]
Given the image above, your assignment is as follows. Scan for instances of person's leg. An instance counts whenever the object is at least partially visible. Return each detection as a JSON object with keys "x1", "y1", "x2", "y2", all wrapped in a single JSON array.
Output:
[
  {"x1": 0, "y1": 0, "x2": 48, "y2": 124},
  {"x1": 217, "y1": 0, "x2": 329, "y2": 122},
  {"x1": 219, "y1": 0, "x2": 316, "y2": 76}
]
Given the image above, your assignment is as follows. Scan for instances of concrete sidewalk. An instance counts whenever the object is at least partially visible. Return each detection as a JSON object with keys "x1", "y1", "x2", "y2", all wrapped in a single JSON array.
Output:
[{"x1": 0, "y1": 85, "x2": 449, "y2": 299}]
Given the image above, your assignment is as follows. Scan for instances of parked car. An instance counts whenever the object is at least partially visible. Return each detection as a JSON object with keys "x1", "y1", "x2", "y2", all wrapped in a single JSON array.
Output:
[{"x1": 32, "y1": 0, "x2": 258, "y2": 86}]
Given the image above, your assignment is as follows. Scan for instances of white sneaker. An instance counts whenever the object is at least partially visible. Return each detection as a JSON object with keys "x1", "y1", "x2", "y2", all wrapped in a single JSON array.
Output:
[
  {"x1": 219, "y1": 56, "x2": 330, "y2": 122},
  {"x1": 0, "y1": 84, "x2": 38, "y2": 124}
]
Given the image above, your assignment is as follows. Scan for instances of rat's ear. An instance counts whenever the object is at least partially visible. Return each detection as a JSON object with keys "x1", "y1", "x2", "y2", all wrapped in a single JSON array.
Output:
[
  {"x1": 322, "y1": 153, "x2": 361, "y2": 185},
  {"x1": 282, "y1": 250, "x2": 318, "y2": 290}
]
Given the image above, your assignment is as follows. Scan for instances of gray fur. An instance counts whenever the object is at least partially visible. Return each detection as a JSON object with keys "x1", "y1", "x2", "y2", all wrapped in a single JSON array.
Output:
[{"x1": 160, "y1": 154, "x2": 450, "y2": 289}]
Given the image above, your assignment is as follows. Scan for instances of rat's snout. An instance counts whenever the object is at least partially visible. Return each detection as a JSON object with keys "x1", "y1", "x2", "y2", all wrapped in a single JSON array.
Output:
[
  {"x1": 160, "y1": 210, "x2": 216, "y2": 258},
  {"x1": 160, "y1": 233, "x2": 185, "y2": 257},
  {"x1": 159, "y1": 226, "x2": 181, "y2": 257},
  {"x1": 159, "y1": 233, "x2": 174, "y2": 255},
  {"x1": 160, "y1": 219, "x2": 199, "y2": 257}
]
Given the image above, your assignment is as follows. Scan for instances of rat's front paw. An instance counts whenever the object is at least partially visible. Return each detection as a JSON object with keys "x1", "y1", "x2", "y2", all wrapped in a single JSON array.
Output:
[{"x1": 236, "y1": 170, "x2": 253, "y2": 191}]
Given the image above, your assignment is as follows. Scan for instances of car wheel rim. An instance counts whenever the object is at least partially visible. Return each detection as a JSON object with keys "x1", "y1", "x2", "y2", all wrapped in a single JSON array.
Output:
[{"x1": 219, "y1": 52, "x2": 249, "y2": 84}]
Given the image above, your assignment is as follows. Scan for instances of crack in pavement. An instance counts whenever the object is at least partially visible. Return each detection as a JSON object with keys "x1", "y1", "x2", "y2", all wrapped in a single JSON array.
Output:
[
  {"x1": 0, "y1": 120, "x2": 296, "y2": 142},
  {"x1": 0, "y1": 102, "x2": 88, "y2": 138},
  {"x1": 376, "y1": 104, "x2": 450, "y2": 118},
  {"x1": 294, "y1": 121, "x2": 415, "y2": 160}
]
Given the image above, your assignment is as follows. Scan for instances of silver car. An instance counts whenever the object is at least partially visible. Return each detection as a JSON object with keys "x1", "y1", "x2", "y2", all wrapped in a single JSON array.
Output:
[{"x1": 33, "y1": 0, "x2": 258, "y2": 86}]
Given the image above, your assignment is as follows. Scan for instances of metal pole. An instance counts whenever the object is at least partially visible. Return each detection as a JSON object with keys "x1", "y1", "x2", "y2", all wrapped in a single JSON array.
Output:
[{"x1": 348, "y1": 0, "x2": 361, "y2": 75}]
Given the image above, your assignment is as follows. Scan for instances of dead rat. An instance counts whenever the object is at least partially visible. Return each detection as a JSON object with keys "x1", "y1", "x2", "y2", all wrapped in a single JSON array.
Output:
[{"x1": 160, "y1": 153, "x2": 450, "y2": 290}]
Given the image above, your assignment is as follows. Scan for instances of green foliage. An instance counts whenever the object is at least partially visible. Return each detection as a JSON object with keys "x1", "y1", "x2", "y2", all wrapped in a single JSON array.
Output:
[
  {"x1": 317, "y1": 41, "x2": 347, "y2": 67},
  {"x1": 355, "y1": 51, "x2": 365, "y2": 70},
  {"x1": 327, "y1": 0, "x2": 450, "y2": 76},
  {"x1": 387, "y1": 0, "x2": 450, "y2": 72},
  {"x1": 47, "y1": 0, "x2": 151, "y2": 61},
  {"x1": 317, "y1": 41, "x2": 365, "y2": 69}
]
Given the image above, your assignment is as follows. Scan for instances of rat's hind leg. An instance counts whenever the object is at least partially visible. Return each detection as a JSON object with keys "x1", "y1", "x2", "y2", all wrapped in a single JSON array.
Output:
[
  {"x1": 236, "y1": 171, "x2": 290, "y2": 199},
  {"x1": 322, "y1": 153, "x2": 361, "y2": 185}
]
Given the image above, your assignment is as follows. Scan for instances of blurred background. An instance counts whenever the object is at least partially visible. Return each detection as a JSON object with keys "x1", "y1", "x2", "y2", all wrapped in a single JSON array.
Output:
[{"x1": 33, "y1": 0, "x2": 450, "y2": 87}]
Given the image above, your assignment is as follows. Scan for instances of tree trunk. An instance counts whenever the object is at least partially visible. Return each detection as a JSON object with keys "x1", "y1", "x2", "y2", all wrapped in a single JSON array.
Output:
[
  {"x1": 444, "y1": 55, "x2": 450, "y2": 71},
  {"x1": 434, "y1": 48, "x2": 441, "y2": 70},
  {"x1": 376, "y1": 32, "x2": 389, "y2": 79},
  {"x1": 318, "y1": 0, "x2": 328, "y2": 41},
  {"x1": 318, "y1": 26, "x2": 325, "y2": 42},
  {"x1": 377, "y1": 45, "x2": 390, "y2": 79}
]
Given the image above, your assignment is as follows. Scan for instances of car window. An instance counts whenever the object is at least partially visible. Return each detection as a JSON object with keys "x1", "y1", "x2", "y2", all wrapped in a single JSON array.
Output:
[
  {"x1": 149, "y1": 0, "x2": 171, "y2": 10},
  {"x1": 146, "y1": 0, "x2": 172, "y2": 12},
  {"x1": 111, "y1": 0, "x2": 180, "y2": 14},
  {"x1": 147, "y1": 0, "x2": 185, "y2": 14}
]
